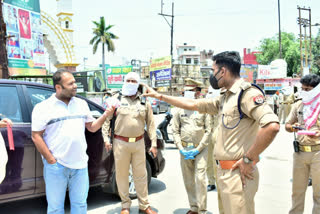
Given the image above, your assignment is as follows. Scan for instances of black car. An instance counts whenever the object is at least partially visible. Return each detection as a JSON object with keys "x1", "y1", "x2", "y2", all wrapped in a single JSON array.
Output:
[{"x1": 0, "y1": 79, "x2": 165, "y2": 203}]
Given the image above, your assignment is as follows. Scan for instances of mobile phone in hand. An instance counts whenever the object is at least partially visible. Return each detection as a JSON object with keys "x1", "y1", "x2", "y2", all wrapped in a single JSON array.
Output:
[{"x1": 292, "y1": 126, "x2": 304, "y2": 130}]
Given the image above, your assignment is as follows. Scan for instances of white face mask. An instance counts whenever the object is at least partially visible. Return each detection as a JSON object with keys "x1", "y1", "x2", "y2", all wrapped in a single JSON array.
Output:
[
  {"x1": 122, "y1": 82, "x2": 139, "y2": 96},
  {"x1": 301, "y1": 83, "x2": 320, "y2": 103}
]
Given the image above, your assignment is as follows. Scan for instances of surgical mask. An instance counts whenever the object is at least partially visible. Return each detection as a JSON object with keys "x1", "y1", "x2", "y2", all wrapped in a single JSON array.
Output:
[
  {"x1": 122, "y1": 82, "x2": 139, "y2": 96},
  {"x1": 209, "y1": 69, "x2": 223, "y2": 89}
]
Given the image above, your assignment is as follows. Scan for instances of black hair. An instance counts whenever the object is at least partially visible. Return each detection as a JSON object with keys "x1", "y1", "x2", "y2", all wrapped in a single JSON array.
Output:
[
  {"x1": 212, "y1": 51, "x2": 241, "y2": 77},
  {"x1": 300, "y1": 74, "x2": 320, "y2": 88},
  {"x1": 195, "y1": 87, "x2": 202, "y2": 92},
  {"x1": 52, "y1": 69, "x2": 72, "y2": 90}
]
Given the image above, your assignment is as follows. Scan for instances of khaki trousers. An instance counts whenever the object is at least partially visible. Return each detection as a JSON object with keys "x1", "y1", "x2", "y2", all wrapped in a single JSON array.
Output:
[
  {"x1": 180, "y1": 147, "x2": 208, "y2": 214},
  {"x1": 113, "y1": 138, "x2": 149, "y2": 210},
  {"x1": 289, "y1": 151, "x2": 320, "y2": 214},
  {"x1": 217, "y1": 165, "x2": 259, "y2": 214}
]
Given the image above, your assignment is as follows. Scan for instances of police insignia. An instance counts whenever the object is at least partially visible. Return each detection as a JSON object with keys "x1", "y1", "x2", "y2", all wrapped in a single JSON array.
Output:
[{"x1": 253, "y1": 95, "x2": 264, "y2": 105}]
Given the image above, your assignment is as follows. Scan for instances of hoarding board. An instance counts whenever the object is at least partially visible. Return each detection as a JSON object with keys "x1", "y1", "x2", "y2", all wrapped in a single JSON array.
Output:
[
  {"x1": 3, "y1": 0, "x2": 46, "y2": 76},
  {"x1": 150, "y1": 56, "x2": 172, "y2": 87},
  {"x1": 106, "y1": 66, "x2": 133, "y2": 89}
]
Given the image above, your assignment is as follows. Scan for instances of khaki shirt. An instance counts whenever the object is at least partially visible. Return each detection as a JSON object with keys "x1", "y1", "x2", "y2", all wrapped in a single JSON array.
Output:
[
  {"x1": 172, "y1": 108, "x2": 212, "y2": 152},
  {"x1": 102, "y1": 94, "x2": 157, "y2": 147},
  {"x1": 196, "y1": 78, "x2": 279, "y2": 160},
  {"x1": 286, "y1": 100, "x2": 320, "y2": 146}
]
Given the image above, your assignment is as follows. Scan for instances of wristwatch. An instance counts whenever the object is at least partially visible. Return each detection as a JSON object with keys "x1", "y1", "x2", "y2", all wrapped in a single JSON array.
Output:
[{"x1": 243, "y1": 155, "x2": 253, "y2": 164}]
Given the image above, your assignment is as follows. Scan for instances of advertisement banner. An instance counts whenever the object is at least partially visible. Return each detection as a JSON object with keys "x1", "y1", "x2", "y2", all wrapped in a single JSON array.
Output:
[
  {"x1": 106, "y1": 66, "x2": 133, "y2": 89},
  {"x1": 150, "y1": 56, "x2": 172, "y2": 87},
  {"x1": 3, "y1": 0, "x2": 46, "y2": 76},
  {"x1": 264, "y1": 82, "x2": 283, "y2": 91},
  {"x1": 257, "y1": 62, "x2": 287, "y2": 79}
]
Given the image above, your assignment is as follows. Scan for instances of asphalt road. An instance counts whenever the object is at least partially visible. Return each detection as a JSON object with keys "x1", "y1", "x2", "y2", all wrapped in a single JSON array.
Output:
[{"x1": 0, "y1": 111, "x2": 315, "y2": 214}]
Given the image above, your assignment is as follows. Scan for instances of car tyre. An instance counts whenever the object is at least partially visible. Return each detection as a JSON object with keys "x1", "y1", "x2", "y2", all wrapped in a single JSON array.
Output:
[{"x1": 113, "y1": 160, "x2": 152, "y2": 199}]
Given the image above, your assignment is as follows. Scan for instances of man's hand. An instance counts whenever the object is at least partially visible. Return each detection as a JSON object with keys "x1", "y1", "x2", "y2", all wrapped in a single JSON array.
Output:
[
  {"x1": 105, "y1": 141, "x2": 112, "y2": 152},
  {"x1": 180, "y1": 149, "x2": 188, "y2": 156},
  {"x1": 104, "y1": 106, "x2": 115, "y2": 118},
  {"x1": 149, "y1": 146, "x2": 158, "y2": 158},
  {"x1": 2, "y1": 118, "x2": 13, "y2": 127},
  {"x1": 231, "y1": 158, "x2": 255, "y2": 187},
  {"x1": 47, "y1": 157, "x2": 57, "y2": 164},
  {"x1": 141, "y1": 83, "x2": 161, "y2": 99}
]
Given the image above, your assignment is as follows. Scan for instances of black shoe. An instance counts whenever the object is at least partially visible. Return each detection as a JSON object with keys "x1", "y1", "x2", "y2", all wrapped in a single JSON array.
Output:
[
  {"x1": 207, "y1": 184, "x2": 216, "y2": 191},
  {"x1": 308, "y1": 179, "x2": 312, "y2": 186}
]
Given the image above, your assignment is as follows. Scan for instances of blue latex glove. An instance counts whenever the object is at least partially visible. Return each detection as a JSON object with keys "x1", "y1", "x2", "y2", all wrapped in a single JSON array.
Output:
[
  {"x1": 180, "y1": 149, "x2": 188, "y2": 156},
  {"x1": 184, "y1": 155, "x2": 195, "y2": 160},
  {"x1": 186, "y1": 149, "x2": 200, "y2": 157}
]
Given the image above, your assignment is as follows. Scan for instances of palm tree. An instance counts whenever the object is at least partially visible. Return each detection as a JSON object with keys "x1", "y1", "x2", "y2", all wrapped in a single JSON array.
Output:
[{"x1": 90, "y1": 16, "x2": 118, "y2": 83}]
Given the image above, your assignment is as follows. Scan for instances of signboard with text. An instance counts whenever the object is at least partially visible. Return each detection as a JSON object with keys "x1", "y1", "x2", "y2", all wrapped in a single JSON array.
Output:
[
  {"x1": 106, "y1": 66, "x2": 133, "y2": 89},
  {"x1": 3, "y1": 0, "x2": 46, "y2": 76},
  {"x1": 150, "y1": 56, "x2": 172, "y2": 87}
]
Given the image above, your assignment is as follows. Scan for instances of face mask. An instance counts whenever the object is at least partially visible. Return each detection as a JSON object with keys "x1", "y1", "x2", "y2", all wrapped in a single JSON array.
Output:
[
  {"x1": 122, "y1": 83, "x2": 139, "y2": 96},
  {"x1": 209, "y1": 68, "x2": 223, "y2": 89}
]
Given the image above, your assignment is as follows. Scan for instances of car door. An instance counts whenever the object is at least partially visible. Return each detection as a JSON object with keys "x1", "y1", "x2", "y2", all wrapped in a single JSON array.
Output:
[
  {"x1": 0, "y1": 84, "x2": 35, "y2": 201},
  {"x1": 23, "y1": 85, "x2": 54, "y2": 194}
]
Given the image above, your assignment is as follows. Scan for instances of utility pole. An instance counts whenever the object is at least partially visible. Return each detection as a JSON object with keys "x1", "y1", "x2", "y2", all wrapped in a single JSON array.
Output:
[
  {"x1": 297, "y1": 6, "x2": 312, "y2": 74},
  {"x1": 278, "y1": 0, "x2": 282, "y2": 58},
  {"x1": 0, "y1": 2, "x2": 9, "y2": 79},
  {"x1": 159, "y1": 0, "x2": 174, "y2": 95}
]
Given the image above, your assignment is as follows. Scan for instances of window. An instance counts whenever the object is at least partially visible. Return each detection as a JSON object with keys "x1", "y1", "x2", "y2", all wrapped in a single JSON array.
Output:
[
  {"x1": 184, "y1": 49, "x2": 187, "y2": 51},
  {"x1": 186, "y1": 58, "x2": 191, "y2": 64},
  {"x1": 189, "y1": 49, "x2": 192, "y2": 51},
  {"x1": 0, "y1": 86, "x2": 23, "y2": 122},
  {"x1": 65, "y1": 21, "x2": 69, "y2": 29},
  {"x1": 26, "y1": 87, "x2": 54, "y2": 110},
  {"x1": 87, "y1": 101, "x2": 104, "y2": 118},
  {"x1": 194, "y1": 58, "x2": 199, "y2": 65}
]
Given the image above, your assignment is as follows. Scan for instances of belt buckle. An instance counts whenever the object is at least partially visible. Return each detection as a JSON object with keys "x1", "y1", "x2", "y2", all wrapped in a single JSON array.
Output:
[
  {"x1": 304, "y1": 146, "x2": 312, "y2": 152},
  {"x1": 129, "y1": 137, "x2": 136, "y2": 143}
]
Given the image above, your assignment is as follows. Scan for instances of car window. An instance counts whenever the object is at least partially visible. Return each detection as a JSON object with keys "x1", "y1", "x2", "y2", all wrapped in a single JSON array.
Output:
[
  {"x1": 0, "y1": 86, "x2": 23, "y2": 122},
  {"x1": 87, "y1": 101, "x2": 104, "y2": 118},
  {"x1": 26, "y1": 87, "x2": 54, "y2": 109}
]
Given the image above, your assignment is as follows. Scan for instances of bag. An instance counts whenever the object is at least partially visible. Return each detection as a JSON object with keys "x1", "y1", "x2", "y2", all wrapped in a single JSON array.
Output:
[{"x1": 0, "y1": 133, "x2": 8, "y2": 184}]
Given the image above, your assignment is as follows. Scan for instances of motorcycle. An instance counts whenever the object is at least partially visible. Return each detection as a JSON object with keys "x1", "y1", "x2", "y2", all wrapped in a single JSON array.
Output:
[{"x1": 157, "y1": 112, "x2": 174, "y2": 144}]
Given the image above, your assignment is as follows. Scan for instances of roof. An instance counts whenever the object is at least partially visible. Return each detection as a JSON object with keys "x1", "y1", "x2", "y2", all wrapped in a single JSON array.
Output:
[{"x1": 0, "y1": 79, "x2": 53, "y2": 89}]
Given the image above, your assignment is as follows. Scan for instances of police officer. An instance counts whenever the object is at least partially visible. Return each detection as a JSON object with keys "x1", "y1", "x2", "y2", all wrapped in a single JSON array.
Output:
[
  {"x1": 285, "y1": 74, "x2": 320, "y2": 214},
  {"x1": 102, "y1": 72, "x2": 158, "y2": 214},
  {"x1": 172, "y1": 85, "x2": 212, "y2": 214},
  {"x1": 143, "y1": 51, "x2": 279, "y2": 214}
]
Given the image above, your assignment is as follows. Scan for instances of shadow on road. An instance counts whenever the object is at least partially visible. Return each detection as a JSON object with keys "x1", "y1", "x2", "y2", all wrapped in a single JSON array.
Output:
[
  {"x1": 173, "y1": 208, "x2": 214, "y2": 214},
  {"x1": 106, "y1": 206, "x2": 159, "y2": 214}
]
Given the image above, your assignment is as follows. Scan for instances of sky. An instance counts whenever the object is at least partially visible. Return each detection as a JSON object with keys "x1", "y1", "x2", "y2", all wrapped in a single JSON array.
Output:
[{"x1": 40, "y1": 0, "x2": 320, "y2": 71}]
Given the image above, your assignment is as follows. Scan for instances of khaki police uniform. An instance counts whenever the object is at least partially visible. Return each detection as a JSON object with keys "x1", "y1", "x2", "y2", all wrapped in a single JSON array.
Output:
[
  {"x1": 286, "y1": 100, "x2": 320, "y2": 214},
  {"x1": 196, "y1": 78, "x2": 279, "y2": 214},
  {"x1": 172, "y1": 108, "x2": 212, "y2": 214},
  {"x1": 207, "y1": 115, "x2": 218, "y2": 187},
  {"x1": 279, "y1": 94, "x2": 295, "y2": 124},
  {"x1": 102, "y1": 93, "x2": 157, "y2": 210}
]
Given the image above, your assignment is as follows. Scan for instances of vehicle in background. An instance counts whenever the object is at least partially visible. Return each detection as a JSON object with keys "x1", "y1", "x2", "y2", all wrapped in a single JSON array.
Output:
[
  {"x1": 0, "y1": 79, "x2": 165, "y2": 203},
  {"x1": 148, "y1": 97, "x2": 170, "y2": 114}
]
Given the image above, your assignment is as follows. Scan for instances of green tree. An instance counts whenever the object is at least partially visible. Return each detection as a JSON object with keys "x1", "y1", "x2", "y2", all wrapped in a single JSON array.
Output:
[
  {"x1": 312, "y1": 29, "x2": 320, "y2": 74},
  {"x1": 90, "y1": 16, "x2": 118, "y2": 82},
  {"x1": 256, "y1": 32, "x2": 300, "y2": 77}
]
